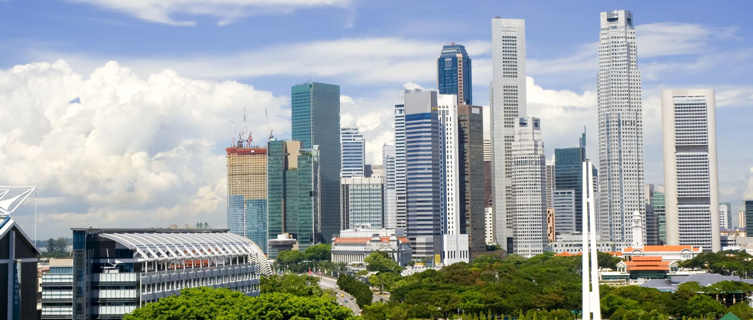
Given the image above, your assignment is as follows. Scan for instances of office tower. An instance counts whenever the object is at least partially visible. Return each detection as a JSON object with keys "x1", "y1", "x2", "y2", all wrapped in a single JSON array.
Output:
[
  {"x1": 267, "y1": 140, "x2": 320, "y2": 252},
  {"x1": 546, "y1": 208, "x2": 556, "y2": 242},
  {"x1": 484, "y1": 207, "x2": 494, "y2": 245},
  {"x1": 438, "y1": 94, "x2": 460, "y2": 236},
  {"x1": 383, "y1": 144, "x2": 398, "y2": 229},
  {"x1": 510, "y1": 116, "x2": 546, "y2": 257},
  {"x1": 291, "y1": 82, "x2": 340, "y2": 243},
  {"x1": 544, "y1": 160, "x2": 554, "y2": 208},
  {"x1": 653, "y1": 186, "x2": 666, "y2": 244},
  {"x1": 341, "y1": 127, "x2": 365, "y2": 178},
  {"x1": 404, "y1": 89, "x2": 441, "y2": 259},
  {"x1": 746, "y1": 201, "x2": 753, "y2": 236},
  {"x1": 598, "y1": 10, "x2": 646, "y2": 248},
  {"x1": 483, "y1": 106, "x2": 493, "y2": 209},
  {"x1": 739, "y1": 208, "x2": 747, "y2": 229},
  {"x1": 394, "y1": 104, "x2": 407, "y2": 232},
  {"x1": 720, "y1": 203, "x2": 731, "y2": 230},
  {"x1": 491, "y1": 17, "x2": 527, "y2": 251},
  {"x1": 662, "y1": 89, "x2": 720, "y2": 252},
  {"x1": 438, "y1": 43, "x2": 472, "y2": 105},
  {"x1": 341, "y1": 176, "x2": 385, "y2": 229},
  {"x1": 553, "y1": 189, "x2": 576, "y2": 235},
  {"x1": 458, "y1": 104, "x2": 486, "y2": 257},
  {"x1": 645, "y1": 184, "x2": 660, "y2": 245},
  {"x1": 555, "y1": 130, "x2": 587, "y2": 232},
  {"x1": 226, "y1": 139, "x2": 267, "y2": 252}
]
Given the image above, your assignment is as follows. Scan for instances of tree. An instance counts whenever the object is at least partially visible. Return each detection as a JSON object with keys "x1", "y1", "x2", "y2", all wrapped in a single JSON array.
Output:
[
  {"x1": 337, "y1": 274, "x2": 373, "y2": 308},
  {"x1": 261, "y1": 274, "x2": 323, "y2": 297},
  {"x1": 685, "y1": 294, "x2": 726, "y2": 319},
  {"x1": 303, "y1": 243, "x2": 331, "y2": 262},
  {"x1": 728, "y1": 302, "x2": 753, "y2": 320},
  {"x1": 365, "y1": 251, "x2": 402, "y2": 273}
]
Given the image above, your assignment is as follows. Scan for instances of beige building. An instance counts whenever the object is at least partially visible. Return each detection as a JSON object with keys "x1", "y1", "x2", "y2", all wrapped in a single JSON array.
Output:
[{"x1": 226, "y1": 143, "x2": 268, "y2": 250}]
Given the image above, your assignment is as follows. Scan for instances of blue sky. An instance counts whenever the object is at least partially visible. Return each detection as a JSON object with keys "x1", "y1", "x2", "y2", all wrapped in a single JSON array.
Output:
[{"x1": 1, "y1": 0, "x2": 752, "y2": 238}]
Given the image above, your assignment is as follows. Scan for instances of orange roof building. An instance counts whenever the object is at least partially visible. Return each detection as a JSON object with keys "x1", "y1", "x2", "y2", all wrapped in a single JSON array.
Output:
[{"x1": 331, "y1": 227, "x2": 412, "y2": 266}]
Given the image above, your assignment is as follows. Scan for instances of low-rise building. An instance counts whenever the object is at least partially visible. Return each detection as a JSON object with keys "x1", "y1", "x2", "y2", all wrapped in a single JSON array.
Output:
[
  {"x1": 71, "y1": 227, "x2": 272, "y2": 319},
  {"x1": 41, "y1": 258, "x2": 74, "y2": 319},
  {"x1": 550, "y1": 232, "x2": 621, "y2": 254},
  {"x1": 268, "y1": 233, "x2": 298, "y2": 259},
  {"x1": 621, "y1": 245, "x2": 702, "y2": 264},
  {"x1": 331, "y1": 227, "x2": 411, "y2": 266}
]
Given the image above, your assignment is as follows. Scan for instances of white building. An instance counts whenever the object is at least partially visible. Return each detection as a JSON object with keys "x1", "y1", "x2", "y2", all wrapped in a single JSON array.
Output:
[
  {"x1": 491, "y1": 17, "x2": 527, "y2": 252},
  {"x1": 511, "y1": 116, "x2": 546, "y2": 257},
  {"x1": 442, "y1": 234, "x2": 469, "y2": 265},
  {"x1": 393, "y1": 104, "x2": 407, "y2": 232},
  {"x1": 437, "y1": 94, "x2": 461, "y2": 236},
  {"x1": 340, "y1": 127, "x2": 365, "y2": 178},
  {"x1": 331, "y1": 227, "x2": 412, "y2": 266},
  {"x1": 719, "y1": 203, "x2": 731, "y2": 230},
  {"x1": 662, "y1": 89, "x2": 720, "y2": 252},
  {"x1": 597, "y1": 10, "x2": 646, "y2": 249},
  {"x1": 551, "y1": 233, "x2": 620, "y2": 255},
  {"x1": 383, "y1": 144, "x2": 398, "y2": 229},
  {"x1": 484, "y1": 207, "x2": 495, "y2": 245}
]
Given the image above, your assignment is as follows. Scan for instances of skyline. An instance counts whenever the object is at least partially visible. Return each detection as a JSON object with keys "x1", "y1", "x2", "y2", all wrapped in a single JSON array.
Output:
[{"x1": 1, "y1": 1, "x2": 753, "y2": 238}]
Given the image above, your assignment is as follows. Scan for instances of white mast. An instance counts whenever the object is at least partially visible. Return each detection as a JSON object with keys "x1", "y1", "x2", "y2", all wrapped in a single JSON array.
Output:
[{"x1": 581, "y1": 161, "x2": 600, "y2": 319}]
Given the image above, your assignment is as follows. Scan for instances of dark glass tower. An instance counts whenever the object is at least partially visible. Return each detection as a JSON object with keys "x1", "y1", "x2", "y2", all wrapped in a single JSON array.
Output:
[
  {"x1": 458, "y1": 105, "x2": 485, "y2": 257},
  {"x1": 554, "y1": 130, "x2": 587, "y2": 232},
  {"x1": 437, "y1": 43, "x2": 472, "y2": 105},
  {"x1": 291, "y1": 82, "x2": 340, "y2": 243}
]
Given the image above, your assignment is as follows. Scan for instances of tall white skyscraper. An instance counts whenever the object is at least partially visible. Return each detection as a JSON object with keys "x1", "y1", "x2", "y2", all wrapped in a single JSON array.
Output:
[
  {"x1": 394, "y1": 104, "x2": 407, "y2": 232},
  {"x1": 720, "y1": 203, "x2": 731, "y2": 230},
  {"x1": 340, "y1": 127, "x2": 365, "y2": 178},
  {"x1": 438, "y1": 94, "x2": 461, "y2": 235},
  {"x1": 491, "y1": 17, "x2": 527, "y2": 251},
  {"x1": 662, "y1": 89, "x2": 720, "y2": 252},
  {"x1": 597, "y1": 10, "x2": 645, "y2": 248},
  {"x1": 510, "y1": 116, "x2": 546, "y2": 257},
  {"x1": 383, "y1": 144, "x2": 397, "y2": 229}
]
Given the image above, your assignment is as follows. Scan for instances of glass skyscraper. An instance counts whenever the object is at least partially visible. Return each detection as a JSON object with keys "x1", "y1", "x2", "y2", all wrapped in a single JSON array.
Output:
[
  {"x1": 291, "y1": 82, "x2": 340, "y2": 243},
  {"x1": 341, "y1": 176, "x2": 384, "y2": 229},
  {"x1": 437, "y1": 43, "x2": 472, "y2": 105},
  {"x1": 226, "y1": 143, "x2": 268, "y2": 252},
  {"x1": 340, "y1": 127, "x2": 365, "y2": 178},
  {"x1": 554, "y1": 130, "x2": 587, "y2": 232}
]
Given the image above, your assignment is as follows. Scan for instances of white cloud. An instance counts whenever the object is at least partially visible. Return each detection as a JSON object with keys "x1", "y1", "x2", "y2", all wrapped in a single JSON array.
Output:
[
  {"x1": 1, "y1": 60, "x2": 288, "y2": 237},
  {"x1": 68, "y1": 0, "x2": 350, "y2": 26}
]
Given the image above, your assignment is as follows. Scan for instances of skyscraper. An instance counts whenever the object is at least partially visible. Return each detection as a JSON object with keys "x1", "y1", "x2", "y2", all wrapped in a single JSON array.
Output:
[
  {"x1": 340, "y1": 127, "x2": 365, "y2": 178},
  {"x1": 394, "y1": 104, "x2": 407, "y2": 232},
  {"x1": 510, "y1": 116, "x2": 546, "y2": 257},
  {"x1": 597, "y1": 10, "x2": 645, "y2": 248},
  {"x1": 746, "y1": 201, "x2": 753, "y2": 236},
  {"x1": 458, "y1": 104, "x2": 486, "y2": 257},
  {"x1": 553, "y1": 190, "x2": 576, "y2": 235},
  {"x1": 555, "y1": 130, "x2": 587, "y2": 232},
  {"x1": 438, "y1": 43, "x2": 472, "y2": 105},
  {"x1": 491, "y1": 17, "x2": 527, "y2": 252},
  {"x1": 662, "y1": 88, "x2": 720, "y2": 252},
  {"x1": 291, "y1": 82, "x2": 340, "y2": 243},
  {"x1": 545, "y1": 159, "x2": 555, "y2": 209},
  {"x1": 226, "y1": 140, "x2": 268, "y2": 252},
  {"x1": 720, "y1": 203, "x2": 731, "y2": 230},
  {"x1": 645, "y1": 184, "x2": 662, "y2": 245},
  {"x1": 341, "y1": 176, "x2": 384, "y2": 229},
  {"x1": 383, "y1": 144, "x2": 397, "y2": 229},
  {"x1": 437, "y1": 94, "x2": 460, "y2": 235},
  {"x1": 267, "y1": 140, "x2": 320, "y2": 252},
  {"x1": 404, "y1": 89, "x2": 441, "y2": 260}
]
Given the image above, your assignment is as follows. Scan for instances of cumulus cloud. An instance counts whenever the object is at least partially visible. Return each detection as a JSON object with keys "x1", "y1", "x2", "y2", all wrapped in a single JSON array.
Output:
[
  {"x1": 68, "y1": 0, "x2": 351, "y2": 26},
  {"x1": 1, "y1": 60, "x2": 288, "y2": 237}
]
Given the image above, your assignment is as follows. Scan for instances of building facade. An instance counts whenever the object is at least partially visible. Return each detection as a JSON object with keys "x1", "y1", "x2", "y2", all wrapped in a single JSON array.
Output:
[
  {"x1": 720, "y1": 202, "x2": 731, "y2": 230},
  {"x1": 491, "y1": 17, "x2": 527, "y2": 251},
  {"x1": 226, "y1": 144, "x2": 268, "y2": 253},
  {"x1": 341, "y1": 176, "x2": 385, "y2": 229},
  {"x1": 545, "y1": 160, "x2": 555, "y2": 210},
  {"x1": 458, "y1": 104, "x2": 486, "y2": 257},
  {"x1": 291, "y1": 82, "x2": 341, "y2": 243},
  {"x1": 382, "y1": 144, "x2": 398, "y2": 230},
  {"x1": 331, "y1": 228, "x2": 412, "y2": 266},
  {"x1": 597, "y1": 10, "x2": 646, "y2": 248},
  {"x1": 71, "y1": 228, "x2": 271, "y2": 319},
  {"x1": 41, "y1": 259, "x2": 73, "y2": 320},
  {"x1": 404, "y1": 89, "x2": 441, "y2": 260},
  {"x1": 510, "y1": 116, "x2": 546, "y2": 257},
  {"x1": 393, "y1": 104, "x2": 407, "y2": 232},
  {"x1": 340, "y1": 127, "x2": 365, "y2": 178},
  {"x1": 554, "y1": 130, "x2": 587, "y2": 232},
  {"x1": 267, "y1": 140, "x2": 320, "y2": 253},
  {"x1": 437, "y1": 43, "x2": 472, "y2": 105},
  {"x1": 662, "y1": 89, "x2": 720, "y2": 252},
  {"x1": 1, "y1": 215, "x2": 40, "y2": 319},
  {"x1": 746, "y1": 201, "x2": 753, "y2": 237},
  {"x1": 553, "y1": 190, "x2": 576, "y2": 235},
  {"x1": 437, "y1": 94, "x2": 460, "y2": 236}
]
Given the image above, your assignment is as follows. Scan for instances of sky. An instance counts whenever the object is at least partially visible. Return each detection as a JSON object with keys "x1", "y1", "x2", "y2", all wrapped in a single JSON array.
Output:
[{"x1": 1, "y1": 0, "x2": 752, "y2": 238}]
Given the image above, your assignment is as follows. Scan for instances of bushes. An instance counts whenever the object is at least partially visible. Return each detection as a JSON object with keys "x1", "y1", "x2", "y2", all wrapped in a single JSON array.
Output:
[{"x1": 337, "y1": 274, "x2": 373, "y2": 307}]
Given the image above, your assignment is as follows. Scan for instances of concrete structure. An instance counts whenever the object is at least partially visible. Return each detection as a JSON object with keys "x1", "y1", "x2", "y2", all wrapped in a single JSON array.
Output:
[
  {"x1": 437, "y1": 94, "x2": 460, "y2": 236},
  {"x1": 341, "y1": 176, "x2": 384, "y2": 229},
  {"x1": 268, "y1": 233, "x2": 298, "y2": 259},
  {"x1": 622, "y1": 245, "x2": 702, "y2": 264},
  {"x1": 267, "y1": 140, "x2": 320, "y2": 253},
  {"x1": 458, "y1": 104, "x2": 486, "y2": 257},
  {"x1": 720, "y1": 203, "x2": 731, "y2": 230},
  {"x1": 545, "y1": 159, "x2": 555, "y2": 210},
  {"x1": 747, "y1": 201, "x2": 753, "y2": 237},
  {"x1": 510, "y1": 116, "x2": 546, "y2": 257},
  {"x1": 484, "y1": 207, "x2": 494, "y2": 245},
  {"x1": 546, "y1": 208, "x2": 556, "y2": 243},
  {"x1": 553, "y1": 190, "x2": 576, "y2": 235},
  {"x1": 291, "y1": 82, "x2": 341, "y2": 243},
  {"x1": 491, "y1": 17, "x2": 527, "y2": 252},
  {"x1": 441, "y1": 234, "x2": 470, "y2": 265},
  {"x1": 331, "y1": 228, "x2": 411, "y2": 266},
  {"x1": 404, "y1": 89, "x2": 441, "y2": 260},
  {"x1": 598, "y1": 10, "x2": 646, "y2": 249},
  {"x1": 226, "y1": 144, "x2": 267, "y2": 253},
  {"x1": 340, "y1": 127, "x2": 365, "y2": 178},
  {"x1": 41, "y1": 258, "x2": 73, "y2": 320},
  {"x1": 438, "y1": 43, "x2": 472, "y2": 105},
  {"x1": 393, "y1": 104, "x2": 407, "y2": 232},
  {"x1": 738, "y1": 208, "x2": 746, "y2": 230},
  {"x1": 1, "y1": 215, "x2": 40, "y2": 319},
  {"x1": 581, "y1": 159, "x2": 601, "y2": 320},
  {"x1": 662, "y1": 89, "x2": 720, "y2": 252},
  {"x1": 71, "y1": 227, "x2": 271, "y2": 319},
  {"x1": 550, "y1": 233, "x2": 619, "y2": 255},
  {"x1": 382, "y1": 144, "x2": 397, "y2": 230}
]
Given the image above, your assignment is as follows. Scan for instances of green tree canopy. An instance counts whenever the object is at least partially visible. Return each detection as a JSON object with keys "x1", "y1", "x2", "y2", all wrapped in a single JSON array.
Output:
[{"x1": 365, "y1": 251, "x2": 403, "y2": 273}]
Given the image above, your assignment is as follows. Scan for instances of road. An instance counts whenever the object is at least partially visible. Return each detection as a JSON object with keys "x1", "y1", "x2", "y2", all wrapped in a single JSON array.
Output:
[{"x1": 317, "y1": 275, "x2": 361, "y2": 315}]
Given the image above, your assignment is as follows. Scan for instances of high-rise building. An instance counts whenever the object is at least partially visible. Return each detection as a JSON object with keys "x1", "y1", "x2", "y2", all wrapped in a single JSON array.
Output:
[
  {"x1": 545, "y1": 159, "x2": 555, "y2": 209},
  {"x1": 267, "y1": 140, "x2": 320, "y2": 252},
  {"x1": 720, "y1": 203, "x2": 731, "y2": 230},
  {"x1": 662, "y1": 89, "x2": 720, "y2": 252},
  {"x1": 746, "y1": 201, "x2": 753, "y2": 236},
  {"x1": 291, "y1": 82, "x2": 340, "y2": 243},
  {"x1": 553, "y1": 189, "x2": 576, "y2": 235},
  {"x1": 394, "y1": 104, "x2": 407, "y2": 232},
  {"x1": 340, "y1": 127, "x2": 365, "y2": 178},
  {"x1": 404, "y1": 89, "x2": 441, "y2": 260},
  {"x1": 597, "y1": 10, "x2": 646, "y2": 248},
  {"x1": 458, "y1": 104, "x2": 486, "y2": 257},
  {"x1": 491, "y1": 17, "x2": 527, "y2": 252},
  {"x1": 482, "y1": 106, "x2": 493, "y2": 209},
  {"x1": 739, "y1": 208, "x2": 747, "y2": 230},
  {"x1": 437, "y1": 94, "x2": 460, "y2": 236},
  {"x1": 226, "y1": 141, "x2": 268, "y2": 252},
  {"x1": 554, "y1": 130, "x2": 587, "y2": 232},
  {"x1": 510, "y1": 116, "x2": 546, "y2": 257},
  {"x1": 341, "y1": 176, "x2": 385, "y2": 229},
  {"x1": 438, "y1": 43, "x2": 472, "y2": 105},
  {"x1": 484, "y1": 207, "x2": 494, "y2": 245},
  {"x1": 383, "y1": 144, "x2": 397, "y2": 229},
  {"x1": 653, "y1": 186, "x2": 666, "y2": 244}
]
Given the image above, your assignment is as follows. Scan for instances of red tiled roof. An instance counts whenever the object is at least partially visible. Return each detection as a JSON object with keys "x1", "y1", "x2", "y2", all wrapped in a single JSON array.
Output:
[{"x1": 626, "y1": 256, "x2": 670, "y2": 271}]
